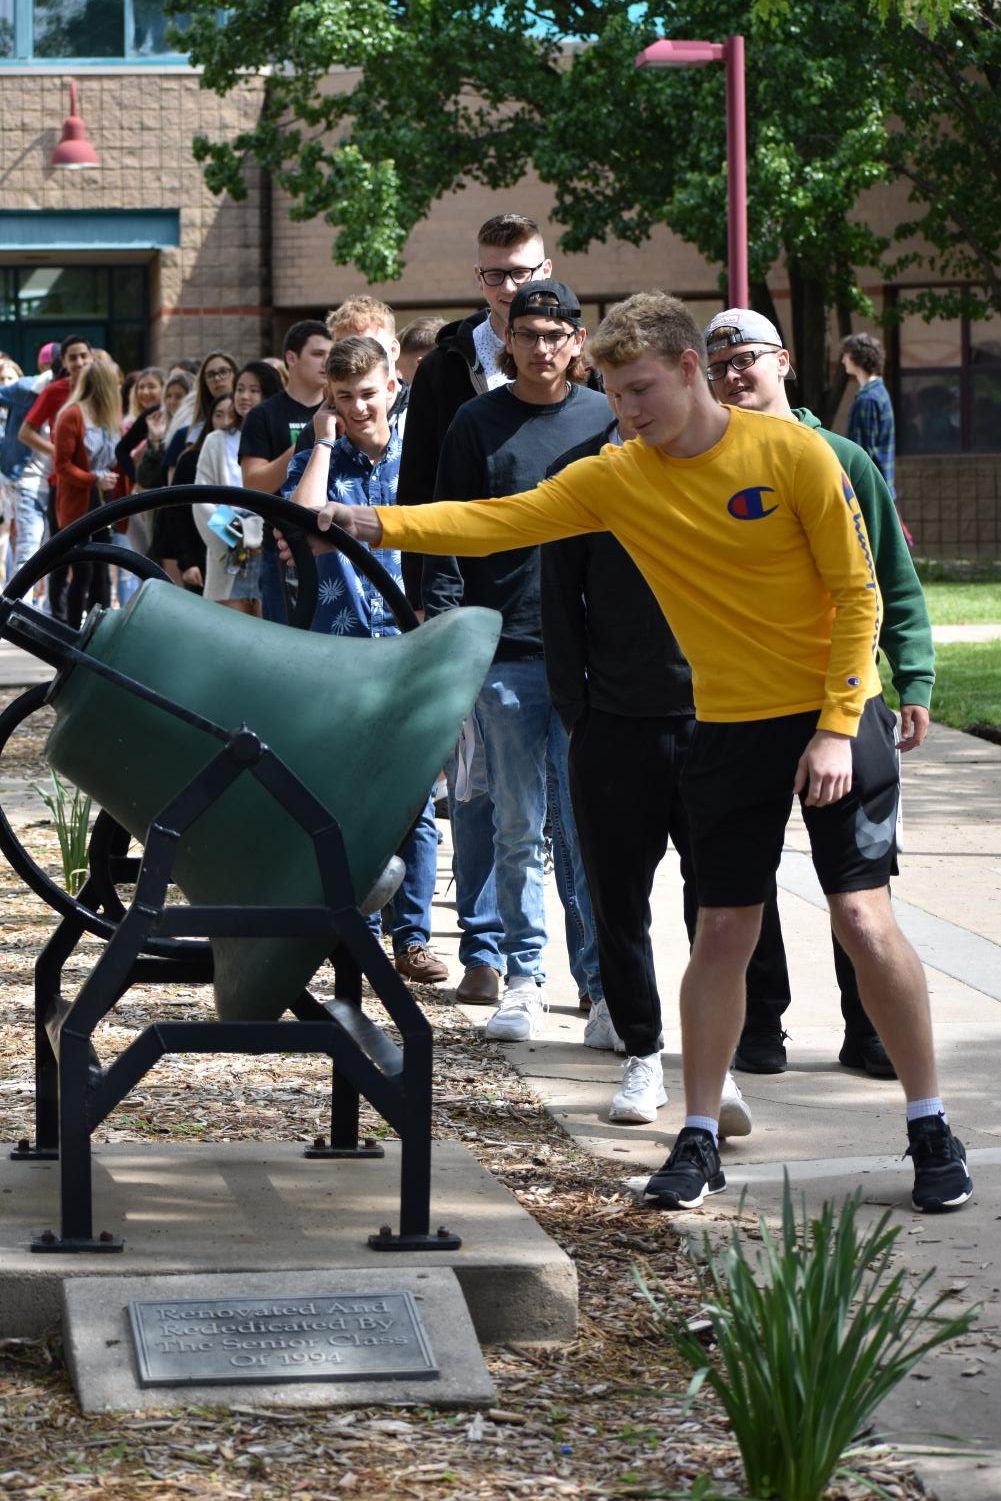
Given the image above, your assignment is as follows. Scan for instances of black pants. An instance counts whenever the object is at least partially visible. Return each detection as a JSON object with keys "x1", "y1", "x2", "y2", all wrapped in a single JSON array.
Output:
[
  {"x1": 743, "y1": 911, "x2": 878, "y2": 1041},
  {"x1": 568, "y1": 707, "x2": 791, "y2": 1058},
  {"x1": 60, "y1": 489, "x2": 112, "y2": 629},
  {"x1": 45, "y1": 484, "x2": 70, "y2": 623},
  {"x1": 65, "y1": 550, "x2": 111, "y2": 628}
]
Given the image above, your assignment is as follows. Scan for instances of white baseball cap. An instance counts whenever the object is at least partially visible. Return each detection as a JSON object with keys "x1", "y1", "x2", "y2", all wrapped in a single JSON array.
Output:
[{"x1": 704, "y1": 308, "x2": 784, "y2": 355}]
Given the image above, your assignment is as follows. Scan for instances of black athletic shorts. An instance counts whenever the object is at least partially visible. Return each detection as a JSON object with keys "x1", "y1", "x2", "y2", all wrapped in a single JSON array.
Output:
[{"x1": 680, "y1": 695, "x2": 899, "y2": 906}]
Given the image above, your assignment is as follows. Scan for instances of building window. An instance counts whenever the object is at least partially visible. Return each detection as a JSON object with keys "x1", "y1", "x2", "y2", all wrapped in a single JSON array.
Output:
[
  {"x1": 891, "y1": 288, "x2": 1001, "y2": 455},
  {"x1": 0, "y1": 263, "x2": 148, "y2": 374},
  {"x1": 0, "y1": 1, "x2": 192, "y2": 62}
]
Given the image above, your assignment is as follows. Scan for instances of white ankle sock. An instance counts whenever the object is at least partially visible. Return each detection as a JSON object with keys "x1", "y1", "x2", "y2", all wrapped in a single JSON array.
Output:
[
  {"x1": 685, "y1": 1114, "x2": 719, "y2": 1144},
  {"x1": 906, "y1": 1097, "x2": 946, "y2": 1124}
]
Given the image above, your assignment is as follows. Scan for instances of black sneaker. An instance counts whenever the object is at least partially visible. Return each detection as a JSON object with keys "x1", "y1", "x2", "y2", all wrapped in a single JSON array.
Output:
[
  {"x1": 906, "y1": 1114, "x2": 973, "y2": 1213},
  {"x1": 839, "y1": 1032, "x2": 897, "y2": 1079},
  {"x1": 734, "y1": 1029, "x2": 788, "y2": 1074},
  {"x1": 643, "y1": 1127, "x2": 726, "y2": 1211}
]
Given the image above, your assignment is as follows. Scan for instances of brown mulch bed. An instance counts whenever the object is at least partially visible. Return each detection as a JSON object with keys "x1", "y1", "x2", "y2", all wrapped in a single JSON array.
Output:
[{"x1": 0, "y1": 689, "x2": 927, "y2": 1500}]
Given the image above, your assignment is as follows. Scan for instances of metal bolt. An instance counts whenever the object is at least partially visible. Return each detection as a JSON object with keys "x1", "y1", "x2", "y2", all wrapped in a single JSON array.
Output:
[
  {"x1": 99, "y1": 1230, "x2": 113, "y2": 1244},
  {"x1": 437, "y1": 1225, "x2": 451, "y2": 1239},
  {"x1": 363, "y1": 1137, "x2": 377, "y2": 1150},
  {"x1": 40, "y1": 1229, "x2": 56, "y2": 1245},
  {"x1": 377, "y1": 1224, "x2": 392, "y2": 1239},
  {"x1": 17, "y1": 1138, "x2": 30, "y2": 1153},
  {"x1": 313, "y1": 1135, "x2": 326, "y2": 1151}
]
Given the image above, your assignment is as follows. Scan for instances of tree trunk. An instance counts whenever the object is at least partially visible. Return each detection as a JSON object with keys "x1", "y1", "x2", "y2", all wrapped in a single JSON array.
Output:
[{"x1": 786, "y1": 261, "x2": 835, "y2": 421}]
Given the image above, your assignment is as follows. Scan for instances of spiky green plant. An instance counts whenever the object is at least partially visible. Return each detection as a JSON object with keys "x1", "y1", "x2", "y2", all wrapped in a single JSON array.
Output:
[
  {"x1": 638, "y1": 1178, "x2": 976, "y2": 1501},
  {"x1": 33, "y1": 769, "x2": 93, "y2": 895}
]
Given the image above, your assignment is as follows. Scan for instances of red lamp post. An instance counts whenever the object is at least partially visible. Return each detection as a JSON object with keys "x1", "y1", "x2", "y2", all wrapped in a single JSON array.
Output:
[
  {"x1": 51, "y1": 80, "x2": 102, "y2": 169},
  {"x1": 635, "y1": 35, "x2": 748, "y2": 310}
]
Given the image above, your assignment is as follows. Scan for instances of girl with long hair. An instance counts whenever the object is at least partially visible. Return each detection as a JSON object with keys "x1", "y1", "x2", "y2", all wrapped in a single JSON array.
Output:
[
  {"x1": 193, "y1": 363, "x2": 283, "y2": 614},
  {"x1": 52, "y1": 360, "x2": 125, "y2": 627},
  {"x1": 164, "y1": 349, "x2": 238, "y2": 483}
]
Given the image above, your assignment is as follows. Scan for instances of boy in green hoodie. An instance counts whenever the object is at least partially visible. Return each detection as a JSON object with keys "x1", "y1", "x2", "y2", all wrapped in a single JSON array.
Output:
[{"x1": 703, "y1": 307, "x2": 933, "y2": 1080}]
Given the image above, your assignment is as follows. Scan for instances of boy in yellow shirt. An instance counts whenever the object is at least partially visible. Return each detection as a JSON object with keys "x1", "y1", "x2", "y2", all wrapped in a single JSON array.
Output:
[{"x1": 292, "y1": 291, "x2": 972, "y2": 1218}]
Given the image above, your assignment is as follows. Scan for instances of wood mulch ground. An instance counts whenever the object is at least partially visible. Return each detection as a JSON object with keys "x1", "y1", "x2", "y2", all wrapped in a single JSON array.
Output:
[{"x1": 0, "y1": 688, "x2": 929, "y2": 1500}]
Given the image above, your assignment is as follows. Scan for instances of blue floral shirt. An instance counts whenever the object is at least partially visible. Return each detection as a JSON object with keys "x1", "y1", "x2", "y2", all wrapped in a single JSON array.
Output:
[{"x1": 281, "y1": 427, "x2": 404, "y2": 638}]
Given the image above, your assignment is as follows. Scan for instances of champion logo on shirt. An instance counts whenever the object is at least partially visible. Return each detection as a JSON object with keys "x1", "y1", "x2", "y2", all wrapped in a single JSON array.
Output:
[
  {"x1": 841, "y1": 472, "x2": 856, "y2": 505},
  {"x1": 727, "y1": 486, "x2": 778, "y2": 521}
]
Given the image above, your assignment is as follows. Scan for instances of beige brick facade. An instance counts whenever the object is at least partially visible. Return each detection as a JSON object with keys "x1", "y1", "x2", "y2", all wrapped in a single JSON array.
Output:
[
  {"x1": 900, "y1": 457, "x2": 1001, "y2": 561},
  {"x1": 0, "y1": 70, "x2": 270, "y2": 366},
  {"x1": 1, "y1": 65, "x2": 997, "y2": 558}
]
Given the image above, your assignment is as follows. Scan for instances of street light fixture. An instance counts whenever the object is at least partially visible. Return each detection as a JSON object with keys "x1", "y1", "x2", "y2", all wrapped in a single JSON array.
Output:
[
  {"x1": 635, "y1": 35, "x2": 748, "y2": 310},
  {"x1": 51, "y1": 80, "x2": 102, "y2": 170}
]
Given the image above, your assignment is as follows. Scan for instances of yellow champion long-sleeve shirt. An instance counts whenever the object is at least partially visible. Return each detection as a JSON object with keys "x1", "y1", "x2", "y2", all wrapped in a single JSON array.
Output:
[{"x1": 377, "y1": 405, "x2": 883, "y2": 734}]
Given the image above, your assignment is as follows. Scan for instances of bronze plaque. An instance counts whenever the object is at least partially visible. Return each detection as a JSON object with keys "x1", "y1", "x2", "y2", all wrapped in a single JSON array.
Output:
[{"x1": 128, "y1": 1291, "x2": 437, "y2": 1386}]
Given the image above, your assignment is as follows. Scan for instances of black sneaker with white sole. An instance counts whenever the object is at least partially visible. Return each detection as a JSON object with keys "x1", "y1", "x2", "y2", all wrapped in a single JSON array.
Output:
[
  {"x1": 906, "y1": 1113, "x2": 973, "y2": 1213},
  {"x1": 734, "y1": 1028, "x2": 788, "y2": 1074},
  {"x1": 643, "y1": 1126, "x2": 726, "y2": 1211}
]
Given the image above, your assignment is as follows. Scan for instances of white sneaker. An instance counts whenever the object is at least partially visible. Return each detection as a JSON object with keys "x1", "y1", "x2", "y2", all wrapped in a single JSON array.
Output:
[
  {"x1": 719, "y1": 1071, "x2": 753, "y2": 1138},
  {"x1": 484, "y1": 977, "x2": 547, "y2": 1041},
  {"x1": 583, "y1": 997, "x2": 626, "y2": 1053},
  {"x1": 609, "y1": 1053, "x2": 667, "y2": 1124}
]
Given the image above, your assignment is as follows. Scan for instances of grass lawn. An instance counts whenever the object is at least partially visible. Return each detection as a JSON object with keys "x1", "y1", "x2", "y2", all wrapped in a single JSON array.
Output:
[
  {"x1": 881, "y1": 640, "x2": 1001, "y2": 733},
  {"x1": 921, "y1": 581, "x2": 1001, "y2": 625}
]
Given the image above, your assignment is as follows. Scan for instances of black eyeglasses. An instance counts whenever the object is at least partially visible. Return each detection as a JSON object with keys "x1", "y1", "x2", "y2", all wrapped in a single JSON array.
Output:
[
  {"x1": 706, "y1": 348, "x2": 778, "y2": 382},
  {"x1": 204, "y1": 365, "x2": 233, "y2": 381},
  {"x1": 509, "y1": 328, "x2": 574, "y2": 351},
  {"x1": 476, "y1": 262, "x2": 546, "y2": 288}
]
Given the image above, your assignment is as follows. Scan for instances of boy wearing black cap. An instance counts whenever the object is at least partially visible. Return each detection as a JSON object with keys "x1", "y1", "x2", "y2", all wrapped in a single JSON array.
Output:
[{"x1": 423, "y1": 279, "x2": 609, "y2": 1043}]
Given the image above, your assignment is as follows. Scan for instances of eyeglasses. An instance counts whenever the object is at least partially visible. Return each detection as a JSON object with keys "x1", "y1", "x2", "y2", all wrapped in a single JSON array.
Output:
[
  {"x1": 204, "y1": 364, "x2": 233, "y2": 381},
  {"x1": 706, "y1": 348, "x2": 778, "y2": 382},
  {"x1": 477, "y1": 262, "x2": 546, "y2": 288},
  {"x1": 509, "y1": 328, "x2": 575, "y2": 351}
]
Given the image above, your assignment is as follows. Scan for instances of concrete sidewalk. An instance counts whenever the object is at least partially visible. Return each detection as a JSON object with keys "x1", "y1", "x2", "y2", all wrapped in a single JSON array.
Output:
[
  {"x1": 2, "y1": 632, "x2": 998, "y2": 1490},
  {"x1": 0, "y1": 639, "x2": 54, "y2": 687},
  {"x1": 441, "y1": 720, "x2": 1001, "y2": 1500}
]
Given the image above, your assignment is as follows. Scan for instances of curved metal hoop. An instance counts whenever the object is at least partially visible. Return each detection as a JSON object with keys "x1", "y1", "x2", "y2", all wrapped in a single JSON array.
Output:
[{"x1": 0, "y1": 483, "x2": 417, "y2": 929}]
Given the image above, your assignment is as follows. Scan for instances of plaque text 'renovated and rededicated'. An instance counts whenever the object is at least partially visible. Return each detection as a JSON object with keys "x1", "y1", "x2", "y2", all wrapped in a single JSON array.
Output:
[{"x1": 128, "y1": 1292, "x2": 438, "y2": 1386}]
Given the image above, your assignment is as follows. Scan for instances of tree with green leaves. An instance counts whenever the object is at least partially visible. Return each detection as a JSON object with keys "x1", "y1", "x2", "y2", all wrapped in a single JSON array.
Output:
[
  {"x1": 529, "y1": 0, "x2": 896, "y2": 419},
  {"x1": 169, "y1": 0, "x2": 997, "y2": 420},
  {"x1": 883, "y1": 0, "x2": 1001, "y2": 320}
]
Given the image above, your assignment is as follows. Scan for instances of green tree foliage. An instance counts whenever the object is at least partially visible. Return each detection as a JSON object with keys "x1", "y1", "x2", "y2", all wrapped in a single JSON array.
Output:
[
  {"x1": 884, "y1": 1, "x2": 1001, "y2": 319},
  {"x1": 169, "y1": 0, "x2": 999, "y2": 417},
  {"x1": 166, "y1": 0, "x2": 560, "y2": 283},
  {"x1": 531, "y1": 1, "x2": 895, "y2": 418}
]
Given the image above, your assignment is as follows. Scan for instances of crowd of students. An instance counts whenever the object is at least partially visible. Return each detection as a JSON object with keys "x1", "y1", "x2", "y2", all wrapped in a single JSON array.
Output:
[
  {"x1": 0, "y1": 315, "x2": 442, "y2": 623},
  {"x1": 0, "y1": 209, "x2": 972, "y2": 1218}
]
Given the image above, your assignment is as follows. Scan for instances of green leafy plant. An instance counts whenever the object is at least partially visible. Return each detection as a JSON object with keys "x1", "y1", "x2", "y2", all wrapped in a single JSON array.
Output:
[
  {"x1": 638, "y1": 1179, "x2": 976, "y2": 1501},
  {"x1": 33, "y1": 769, "x2": 92, "y2": 895}
]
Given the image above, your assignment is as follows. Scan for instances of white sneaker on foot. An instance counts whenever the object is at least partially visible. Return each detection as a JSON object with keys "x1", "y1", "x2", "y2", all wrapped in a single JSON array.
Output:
[
  {"x1": 484, "y1": 977, "x2": 547, "y2": 1041},
  {"x1": 609, "y1": 1053, "x2": 667, "y2": 1124},
  {"x1": 719, "y1": 1070, "x2": 752, "y2": 1138},
  {"x1": 583, "y1": 997, "x2": 626, "y2": 1053}
]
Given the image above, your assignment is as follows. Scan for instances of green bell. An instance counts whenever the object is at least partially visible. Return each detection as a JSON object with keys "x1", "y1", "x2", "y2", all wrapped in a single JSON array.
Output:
[{"x1": 44, "y1": 580, "x2": 499, "y2": 1020}]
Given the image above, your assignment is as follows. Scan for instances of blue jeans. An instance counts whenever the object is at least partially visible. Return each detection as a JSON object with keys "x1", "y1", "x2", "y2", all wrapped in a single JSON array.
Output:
[
  {"x1": 445, "y1": 721, "x2": 502, "y2": 972},
  {"x1": 474, "y1": 659, "x2": 550, "y2": 982},
  {"x1": 110, "y1": 530, "x2": 141, "y2": 607},
  {"x1": 547, "y1": 717, "x2": 604, "y2": 1003},
  {"x1": 13, "y1": 475, "x2": 48, "y2": 575},
  {"x1": 367, "y1": 793, "x2": 439, "y2": 951}
]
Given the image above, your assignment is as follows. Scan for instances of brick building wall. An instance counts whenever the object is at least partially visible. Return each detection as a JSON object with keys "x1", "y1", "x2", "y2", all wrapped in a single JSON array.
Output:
[
  {"x1": 900, "y1": 457, "x2": 1001, "y2": 561},
  {"x1": 0, "y1": 70, "x2": 270, "y2": 366}
]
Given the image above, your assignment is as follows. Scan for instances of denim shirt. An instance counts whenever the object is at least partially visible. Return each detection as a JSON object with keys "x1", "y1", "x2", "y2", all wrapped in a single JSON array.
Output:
[
  {"x1": 282, "y1": 426, "x2": 404, "y2": 638},
  {"x1": 0, "y1": 376, "x2": 47, "y2": 481}
]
